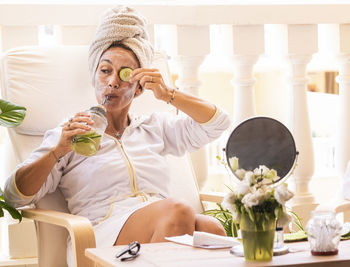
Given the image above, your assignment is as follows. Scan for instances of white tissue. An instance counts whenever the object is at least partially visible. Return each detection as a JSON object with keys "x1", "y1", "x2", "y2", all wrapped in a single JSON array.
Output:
[
  {"x1": 193, "y1": 231, "x2": 238, "y2": 247},
  {"x1": 165, "y1": 231, "x2": 239, "y2": 249}
]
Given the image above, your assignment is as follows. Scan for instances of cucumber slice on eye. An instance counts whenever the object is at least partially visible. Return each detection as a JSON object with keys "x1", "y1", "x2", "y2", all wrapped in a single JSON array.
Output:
[{"x1": 119, "y1": 67, "x2": 133, "y2": 82}]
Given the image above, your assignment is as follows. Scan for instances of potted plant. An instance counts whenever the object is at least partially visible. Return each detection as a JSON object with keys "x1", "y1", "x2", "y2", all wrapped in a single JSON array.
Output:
[{"x1": 0, "y1": 99, "x2": 26, "y2": 222}]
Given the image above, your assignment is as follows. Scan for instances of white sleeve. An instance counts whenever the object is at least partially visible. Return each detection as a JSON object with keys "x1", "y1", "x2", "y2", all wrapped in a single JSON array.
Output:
[
  {"x1": 159, "y1": 107, "x2": 231, "y2": 156},
  {"x1": 3, "y1": 127, "x2": 69, "y2": 208}
]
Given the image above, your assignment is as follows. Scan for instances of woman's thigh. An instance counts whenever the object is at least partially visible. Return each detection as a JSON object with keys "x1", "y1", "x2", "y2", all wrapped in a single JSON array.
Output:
[{"x1": 114, "y1": 198, "x2": 193, "y2": 245}]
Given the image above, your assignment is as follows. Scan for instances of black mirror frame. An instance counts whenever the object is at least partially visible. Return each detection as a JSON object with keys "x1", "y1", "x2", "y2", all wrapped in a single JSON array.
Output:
[{"x1": 225, "y1": 116, "x2": 298, "y2": 185}]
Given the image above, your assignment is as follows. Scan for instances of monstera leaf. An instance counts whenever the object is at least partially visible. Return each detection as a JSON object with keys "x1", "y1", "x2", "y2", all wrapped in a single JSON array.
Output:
[
  {"x1": 0, "y1": 188, "x2": 22, "y2": 222},
  {"x1": 0, "y1": 99, "x2": 26, "y2": 222},
  {"x1": 0, "y1": 99, "x2": 26, "y2": 127}
]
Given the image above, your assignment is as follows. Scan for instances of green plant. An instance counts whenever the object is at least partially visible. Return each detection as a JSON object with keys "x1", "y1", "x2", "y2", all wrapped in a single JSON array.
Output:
[
  {"x1": 203, "y1": 203, "x2": 306, "y2": 239},
  {"x1": 203, "y1": 203, "x2": 239, "y2": 237},
  {"x1": 0, "y1": 99, "x2": 26, "y2": 222}
]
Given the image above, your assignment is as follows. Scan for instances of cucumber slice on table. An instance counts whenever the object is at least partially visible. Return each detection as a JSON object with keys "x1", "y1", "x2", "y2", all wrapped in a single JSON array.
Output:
[{"x1": 283, "y1": 230, "x2": 308, "y2": 242}]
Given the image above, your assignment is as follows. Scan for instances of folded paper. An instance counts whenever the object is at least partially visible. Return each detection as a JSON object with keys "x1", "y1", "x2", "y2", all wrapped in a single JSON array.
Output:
[{"x1": 165, "y1": 231, "x2": 240, "y2": 249}]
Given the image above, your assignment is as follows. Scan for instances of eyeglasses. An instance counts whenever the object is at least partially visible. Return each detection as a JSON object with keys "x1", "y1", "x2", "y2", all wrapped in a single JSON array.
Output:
[{"x1": 115, "y1": 241, "x2": 140, "y2": 261}]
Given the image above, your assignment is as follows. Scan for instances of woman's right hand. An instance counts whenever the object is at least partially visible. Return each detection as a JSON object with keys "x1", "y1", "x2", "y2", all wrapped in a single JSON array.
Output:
[{"x1": 53, "y1": 111, "x2": 95, "y2": 157}]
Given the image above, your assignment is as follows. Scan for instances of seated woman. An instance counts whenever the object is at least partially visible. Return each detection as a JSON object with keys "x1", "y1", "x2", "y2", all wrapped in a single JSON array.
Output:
[{"x1": 4, "y1": 5, "x2": 231, "y2": 265}]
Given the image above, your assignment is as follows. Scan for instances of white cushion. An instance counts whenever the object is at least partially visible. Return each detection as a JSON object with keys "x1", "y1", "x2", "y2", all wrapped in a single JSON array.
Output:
[{"x1": 0, "y1": 46, "x2": 96, "y2": 136}]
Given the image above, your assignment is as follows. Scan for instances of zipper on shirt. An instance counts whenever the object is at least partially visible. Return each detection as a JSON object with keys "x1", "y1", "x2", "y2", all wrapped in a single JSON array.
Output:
[
  {"x1": 114, "y1": 138, "x2": 139, "y2": 194},
  {"x1": 106, "y1": 120, "x2": 148, "y2": 202}
]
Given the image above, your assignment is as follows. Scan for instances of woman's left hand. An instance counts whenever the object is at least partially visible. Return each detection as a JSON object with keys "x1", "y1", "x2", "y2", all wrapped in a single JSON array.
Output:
[
  {"x1": 130, "y1": 68, "x2": 217, "y2": 123},
  {"x1": 129, "y1": 68, "x2": 171, "y2": 102}
]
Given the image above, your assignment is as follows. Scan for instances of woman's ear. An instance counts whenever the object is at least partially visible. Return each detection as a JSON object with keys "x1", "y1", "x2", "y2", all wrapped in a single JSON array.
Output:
[{"x1": 134, "y1": 83, "x2": 143, "y2": 97}]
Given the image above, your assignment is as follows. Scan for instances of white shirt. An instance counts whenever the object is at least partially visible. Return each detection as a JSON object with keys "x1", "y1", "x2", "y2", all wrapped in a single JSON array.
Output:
[{"x1": 4, "y1": 109, "x2": 231, "y2": 226}]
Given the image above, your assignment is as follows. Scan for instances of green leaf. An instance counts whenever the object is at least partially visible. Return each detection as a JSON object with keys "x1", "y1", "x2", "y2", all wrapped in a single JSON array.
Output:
[
  {"x1": 248, "y1": 209, "x2": 255, "y2": 222},
  {"x1": 0, "y1": 99, "x2": 26, "y2": 128},
  {"x1": 202, "y1": 203, "x2": 239, "y2": 237},
  {"x1": 224, "y1": 184, "x2": 233, "y2": 192},
  {"x1": 0, "y1": 200, "x2": 22, "y2": 222},
  {"x1": 232, "y1": 221, "x2": 239, "y2": 237},
  {"x1": 288, "y1": 210, "x2": 304, "y2": 231},
  {"x1": 0, "y1": 207, "x2": 4, "y2": 217},
  {"x1": 0, "y1": 187, "x2": 3, "y2": 200}
]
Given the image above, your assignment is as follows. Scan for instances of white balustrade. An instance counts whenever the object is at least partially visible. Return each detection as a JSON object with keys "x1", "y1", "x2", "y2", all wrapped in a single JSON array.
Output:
[{"x1": 231, "y1": 25, "x2": 264, "y2": 126}]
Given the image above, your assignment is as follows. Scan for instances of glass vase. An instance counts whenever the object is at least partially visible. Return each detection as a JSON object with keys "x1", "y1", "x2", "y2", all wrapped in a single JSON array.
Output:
[{"x1": 240, "y1": 212, "x2": 276, "y2": 262}]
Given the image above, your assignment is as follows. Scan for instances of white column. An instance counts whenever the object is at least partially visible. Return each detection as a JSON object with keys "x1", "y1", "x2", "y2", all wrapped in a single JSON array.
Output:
[
  {"x1": 175, "y1": 56, "x2": 204, "y2": 95},
  {"x1": 335, "y1": 25, "x2": 350, "y2": 190},
  {"x1": 174, "y1": 25, "x2": 210, "y2": 189},
  {"x1": 231, "y1": 25, "x2": 264, "y2": 126},
  {"x1": 287, "y1": 24, "x2": 318, "y2": 225}
]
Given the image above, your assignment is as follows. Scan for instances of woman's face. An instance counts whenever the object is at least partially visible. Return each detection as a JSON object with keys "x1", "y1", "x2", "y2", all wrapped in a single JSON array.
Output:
[{"x1": 94, "y1": 46, "x2": 141, "y2": 112}]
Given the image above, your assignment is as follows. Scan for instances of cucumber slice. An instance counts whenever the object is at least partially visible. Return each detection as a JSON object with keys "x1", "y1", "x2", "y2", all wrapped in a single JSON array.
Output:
[
  {"x1": 119, "y1": 67, "x2": 133, "y2": 82},
  {"x1": 283, "y1": 230, "x2": 308, "y2": 242}
]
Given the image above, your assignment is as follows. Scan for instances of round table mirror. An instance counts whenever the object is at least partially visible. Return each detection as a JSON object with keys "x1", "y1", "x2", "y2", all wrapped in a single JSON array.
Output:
[{"x1": 225, "y1": 117, "x2": 298, "y2": 185}]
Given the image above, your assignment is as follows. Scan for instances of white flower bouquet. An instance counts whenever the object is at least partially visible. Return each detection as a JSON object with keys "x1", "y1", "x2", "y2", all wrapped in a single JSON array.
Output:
[
  {"x1": 222, "y1": 157, "x2": 294, "y2": 228},
  {"x1": 218, "y1": 157, "x2": 295, "y2": 261}
]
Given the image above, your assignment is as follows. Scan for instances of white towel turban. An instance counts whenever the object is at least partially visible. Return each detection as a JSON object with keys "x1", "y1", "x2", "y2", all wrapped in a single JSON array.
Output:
[{"x1": 88, "y1": 6, "x2": 154, "y2": 84}]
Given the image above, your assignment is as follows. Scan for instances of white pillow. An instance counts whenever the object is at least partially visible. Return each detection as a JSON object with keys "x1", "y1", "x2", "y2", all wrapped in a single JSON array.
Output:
[{"x1": 0, "y1": 45, "x2": 96, "y2": 135}]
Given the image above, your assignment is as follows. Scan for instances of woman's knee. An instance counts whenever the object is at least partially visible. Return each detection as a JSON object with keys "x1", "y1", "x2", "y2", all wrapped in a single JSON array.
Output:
[
  {"x1": 168, "y1": 199, "x2": 195, "y2": 220},
  {"x1": 162, "y1": 199, "x2": 196, "y2": 231}
]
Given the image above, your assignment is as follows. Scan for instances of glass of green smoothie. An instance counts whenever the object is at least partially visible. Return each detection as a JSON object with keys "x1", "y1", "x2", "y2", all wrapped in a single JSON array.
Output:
[{"x1": 71, "y1": 105, "x2": 107, "y2": 156}]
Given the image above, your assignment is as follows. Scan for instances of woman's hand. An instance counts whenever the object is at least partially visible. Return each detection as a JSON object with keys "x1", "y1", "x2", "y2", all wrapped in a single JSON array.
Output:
[
  {"x1": 129, "y1": 68, "x2": 172, "y2": 102},
  {"x1": 54, "y1": 111, "x2": 94, "y2": 157},
  {"x1": 130, "y1": 68, "x2": 216, "y2": 123}
]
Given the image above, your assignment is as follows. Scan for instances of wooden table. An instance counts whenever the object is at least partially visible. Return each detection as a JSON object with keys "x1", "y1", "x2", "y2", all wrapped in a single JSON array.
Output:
[{"x1": 85, "y1": 240, "x2": 350, "y2": 267}]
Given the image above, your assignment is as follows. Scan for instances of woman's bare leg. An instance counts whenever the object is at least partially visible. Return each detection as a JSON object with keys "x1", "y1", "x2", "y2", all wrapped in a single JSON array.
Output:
[
  {"x1": 115, "y1": 198, "x2": 196, "y2": 245},
  {"x1": 114, "y1": 199, "x2": 226, "y2": 246},
  {"x1": 195, "y1": 214, "x2": 226, "y2": 236}
]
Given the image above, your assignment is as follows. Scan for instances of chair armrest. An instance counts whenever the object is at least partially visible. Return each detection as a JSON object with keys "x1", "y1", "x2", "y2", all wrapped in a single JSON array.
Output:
[
  {"x1": 335, "y1": 200, "x2": 350, "y2": 213},
  {"x1": 22, "y1": 209, "x2": 96, "y2": 267},
  {"x1": 335, "y1": 200, "x2": 350, "y2": 222},
  {"x1": 199, "y1": 192, "x2": 225, "y2": 203}
]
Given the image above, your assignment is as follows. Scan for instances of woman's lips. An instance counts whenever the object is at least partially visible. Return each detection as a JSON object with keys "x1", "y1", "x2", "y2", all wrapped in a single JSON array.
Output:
[{"x1": 105, "y1": 95, "x2": 118, "y2": 99}]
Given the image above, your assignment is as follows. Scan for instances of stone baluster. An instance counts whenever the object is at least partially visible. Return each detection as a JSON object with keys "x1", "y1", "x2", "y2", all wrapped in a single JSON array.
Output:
[
  {"x1": 287, "y1": 25, "x2": 318, "y2": 225},
  {"x1": 231, "y1": 25, "x2": 264, "y2": 126},
  {"x1": 335, "y1": 25, "x2": 350, "y2": 198},
  {"x1": 174, "y1": 25, "x2": 210, "y2": 189}
]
